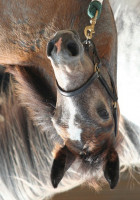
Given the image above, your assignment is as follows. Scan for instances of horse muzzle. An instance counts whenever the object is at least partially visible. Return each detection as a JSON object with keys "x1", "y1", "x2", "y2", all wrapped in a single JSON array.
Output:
[{"x1": 47, "y1": 30, "x2": 84, "y2": 61}]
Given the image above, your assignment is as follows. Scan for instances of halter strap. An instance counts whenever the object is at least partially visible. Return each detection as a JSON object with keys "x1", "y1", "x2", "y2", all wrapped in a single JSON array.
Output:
[
  {"x1": 56, "y1": 70, "x2": 98, "y2": 97},
  {"x1": 56, "y1": 40, "x2": 118, "y2": 136},
  {"x1": 56, "y1": 65, "x2": 117, "y2": 102}
]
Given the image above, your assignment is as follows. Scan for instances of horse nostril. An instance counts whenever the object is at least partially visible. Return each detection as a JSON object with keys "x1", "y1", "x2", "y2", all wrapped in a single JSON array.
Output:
[
  {"x1": 67, "y1": 41, "x2": 79, "y2": 56},
  {"x1": 47, "y1": 40, "x2": 54, "y2": 57}
]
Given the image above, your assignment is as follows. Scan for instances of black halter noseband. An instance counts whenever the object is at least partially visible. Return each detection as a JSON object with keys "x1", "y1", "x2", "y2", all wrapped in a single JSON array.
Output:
[{"x1": 56, "y1": 40, "x2": 118, "y2": 136}]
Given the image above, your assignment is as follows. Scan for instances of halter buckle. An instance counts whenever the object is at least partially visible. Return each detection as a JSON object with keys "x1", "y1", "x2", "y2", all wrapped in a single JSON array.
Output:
[
  {"x1": 95, "y1": 63, "x2": 100, "y2": 72},
  {"x1": 113, "y1": 101, "x2": 117, "y2": 109}
]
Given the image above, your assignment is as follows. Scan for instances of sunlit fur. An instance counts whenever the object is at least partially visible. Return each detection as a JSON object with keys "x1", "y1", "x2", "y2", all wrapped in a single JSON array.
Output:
[
  {"x1": 0, "y1": 74, "x2": 84, "y2": 200},
  {"x1": 0, "y1": 73, "x2": 140, "y2": 199}
]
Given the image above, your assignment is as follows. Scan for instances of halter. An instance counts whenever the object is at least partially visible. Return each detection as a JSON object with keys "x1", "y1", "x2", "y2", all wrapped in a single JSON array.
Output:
[
  {"x1": 56, "y1": 40, "x2": 118, "y2": 136},
  {"x1": 56, "y1": 5, "x2": 118, "y2": 136}
]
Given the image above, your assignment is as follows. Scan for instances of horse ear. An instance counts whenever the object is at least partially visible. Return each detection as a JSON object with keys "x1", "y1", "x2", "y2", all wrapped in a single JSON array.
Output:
[
  {"x1": 51, "y1": 145, "x2": 75, "y2": 188},
  {"x1": 104, "y1": 148, "x2": 119, "y2": 189}
]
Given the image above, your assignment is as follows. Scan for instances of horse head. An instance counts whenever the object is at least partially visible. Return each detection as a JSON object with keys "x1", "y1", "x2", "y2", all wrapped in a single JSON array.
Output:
[
  {"x1": 0, "y1": 0, "x2": 139, "y2": 199},
  {"x1": 47, "y1": 22, "x2": 119, "y2": 189}
]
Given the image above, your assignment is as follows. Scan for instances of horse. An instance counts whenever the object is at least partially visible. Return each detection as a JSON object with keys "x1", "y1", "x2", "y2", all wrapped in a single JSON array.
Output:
[{"x1": 0, "y1": 0, "x2": 139, "y2": 199}]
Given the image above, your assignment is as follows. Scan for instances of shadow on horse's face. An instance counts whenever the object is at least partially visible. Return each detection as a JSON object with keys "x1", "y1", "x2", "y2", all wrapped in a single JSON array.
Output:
[{"x1": 47, "y1": 30, "x2": 119, "y2": 189}]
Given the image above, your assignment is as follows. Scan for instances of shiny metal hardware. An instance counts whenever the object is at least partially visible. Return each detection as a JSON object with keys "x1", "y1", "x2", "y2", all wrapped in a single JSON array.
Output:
[
  {"x1": 113, "y1": 101, "x2": 117, "y2": 109},
  {"x1": 84, "y1": 10, "x2": 98, "y2": 40}
]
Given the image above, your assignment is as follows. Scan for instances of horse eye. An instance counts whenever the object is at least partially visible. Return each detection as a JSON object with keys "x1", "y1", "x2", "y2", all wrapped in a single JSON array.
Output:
[{"x1": 97, "y1": 108, "x2": 109, "y2": 119}]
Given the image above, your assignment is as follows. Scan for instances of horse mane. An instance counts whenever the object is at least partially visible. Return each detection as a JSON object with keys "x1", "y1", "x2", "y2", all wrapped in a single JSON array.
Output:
[
  {"x1": 0, "y1": 70, "x2": 57, "y2": 199},
  {"x1": 119, "y1": 116, "x2": 140, "y2": 173}
]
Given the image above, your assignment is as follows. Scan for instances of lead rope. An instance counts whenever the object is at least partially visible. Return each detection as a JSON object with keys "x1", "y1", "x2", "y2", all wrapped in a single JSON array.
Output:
[
  {"x1": 84, "y1": 0, "x2": 103, "y2": 40},
  {"x1": 88, "y1": 0, "x2": 103, "y2": 19}
]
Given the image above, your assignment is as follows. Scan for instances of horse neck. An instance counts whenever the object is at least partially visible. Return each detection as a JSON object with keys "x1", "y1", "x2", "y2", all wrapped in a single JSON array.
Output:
[{"x1": 118, "y1": 115, "x2": 140, "y2": 169}]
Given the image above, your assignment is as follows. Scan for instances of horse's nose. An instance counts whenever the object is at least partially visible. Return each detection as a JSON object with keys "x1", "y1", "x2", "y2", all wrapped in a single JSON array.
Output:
[{"x1": 47, "y1": 31, "x2": 81, "y2": 58}]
